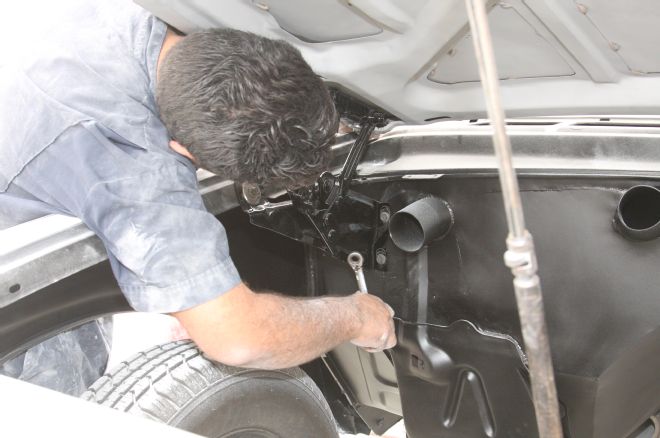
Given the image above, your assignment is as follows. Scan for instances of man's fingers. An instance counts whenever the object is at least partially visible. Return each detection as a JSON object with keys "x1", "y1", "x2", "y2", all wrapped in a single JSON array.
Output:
[
  {"x1": 368, "y1": 322, "x2": 397, "y2": 352},
  {"x1": 379, "y1": 331, "x2": 389, "y2": 343},
  {"x1": 349, "y1": 292, "x2": 396, "y2": 352},
  {"x1": 385, "y1": 331, "x2": 397, "y2": 349},
  {"x1": 384, "y1": 320, "x2": 397, "y2": 349},
  {"x1": 360, "y1": 333, "x2": 396, "y2": 353}
]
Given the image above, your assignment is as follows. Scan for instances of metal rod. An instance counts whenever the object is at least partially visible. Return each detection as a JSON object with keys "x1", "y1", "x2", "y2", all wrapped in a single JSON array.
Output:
[
  {"x1": 463, "y1": 1, "x2": 563, "y2": 437},
  {"x1": 464, "y1": 1, "x2": 525, "y2": 238}
]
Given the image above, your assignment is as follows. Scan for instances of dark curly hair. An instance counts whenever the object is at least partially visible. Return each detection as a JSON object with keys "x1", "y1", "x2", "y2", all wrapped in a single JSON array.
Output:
[{"x1": 156, "y1": 29, "x2": 338, "y2": 187}]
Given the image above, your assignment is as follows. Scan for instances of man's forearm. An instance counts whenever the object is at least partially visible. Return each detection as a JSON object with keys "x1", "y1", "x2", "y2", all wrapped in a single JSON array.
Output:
[
  {"x1": 173, "y1": 283, "x2": 372, "y2": 369},
  {"x1": 230, "y1": 292, "x2": 361, "y2": 368}
]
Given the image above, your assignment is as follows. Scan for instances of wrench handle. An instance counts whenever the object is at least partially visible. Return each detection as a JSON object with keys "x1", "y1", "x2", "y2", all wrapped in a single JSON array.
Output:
[{"x1": 354, "y1": 269, "x2": 368, "y2": 294}]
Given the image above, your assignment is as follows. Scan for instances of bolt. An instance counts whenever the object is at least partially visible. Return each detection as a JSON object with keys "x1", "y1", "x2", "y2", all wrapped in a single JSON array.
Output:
[
  {"x1": 376, "y1": 249, "x2": 387, "y2": 265},
  {"x1": 323, "y1": 212, "x2": 333, "y2": 227},
  {"x1": 379, "y1": 207, "x2": 391, "y2": 224},
  {"x1": 242, "y1": 182, "x2": 262, "y2": 206}
]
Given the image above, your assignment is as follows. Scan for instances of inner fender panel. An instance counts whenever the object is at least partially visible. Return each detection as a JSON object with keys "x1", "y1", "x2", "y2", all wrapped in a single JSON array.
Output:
[{"x1": 317, "y1": 175, "x2": 660, "y2": 438}]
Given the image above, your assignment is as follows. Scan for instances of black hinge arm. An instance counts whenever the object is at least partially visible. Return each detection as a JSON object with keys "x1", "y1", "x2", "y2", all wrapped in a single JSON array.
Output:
[{"x1": 324, "y1": 115, "x2": 383, "y2": 210}]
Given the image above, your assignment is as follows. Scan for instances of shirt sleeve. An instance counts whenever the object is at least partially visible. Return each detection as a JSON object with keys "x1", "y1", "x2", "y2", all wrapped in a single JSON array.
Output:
[
  {"x1": 82, "y1": 163, "x2": 242, "y2": 313},
  {"x1": 10, "y1": 121, "x2": 241, "y2": 313}
]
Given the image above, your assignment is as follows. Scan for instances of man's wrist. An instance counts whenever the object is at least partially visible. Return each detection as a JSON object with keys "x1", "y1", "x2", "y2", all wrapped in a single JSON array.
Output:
[
  {"x1": 314, "y1": 295, "x2": 363, "y2": 341},
  {"x1": 343, "y1": 294, "x2": 365, "y2": 341}
]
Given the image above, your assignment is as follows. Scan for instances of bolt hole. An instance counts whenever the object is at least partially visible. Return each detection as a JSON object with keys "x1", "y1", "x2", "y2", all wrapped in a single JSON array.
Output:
[{"x1": 9, "y1": 283, "x2": 21, "y2": 294}]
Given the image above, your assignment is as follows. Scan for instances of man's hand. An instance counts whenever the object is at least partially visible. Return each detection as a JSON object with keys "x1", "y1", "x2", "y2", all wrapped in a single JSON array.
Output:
[
  {"x1": 172, "y1": 283, "x2": 396, "y2": 370},
  {"x1": 349, "y1": 292, "x2": 397, "y2": 352}
]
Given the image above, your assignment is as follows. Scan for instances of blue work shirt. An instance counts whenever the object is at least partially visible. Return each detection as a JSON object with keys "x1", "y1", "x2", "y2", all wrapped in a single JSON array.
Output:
[{"x1": 0, "y1": 0, "x2": 241, "y2": 313}]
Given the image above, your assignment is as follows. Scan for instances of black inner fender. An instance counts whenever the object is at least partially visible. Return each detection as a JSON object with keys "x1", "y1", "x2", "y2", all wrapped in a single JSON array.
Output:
[{"x1": 316, "y1": 175, "x2": 660, "y2": 438}]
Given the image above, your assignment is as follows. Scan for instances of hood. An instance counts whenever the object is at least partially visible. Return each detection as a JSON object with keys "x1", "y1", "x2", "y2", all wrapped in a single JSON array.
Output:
[{"x1": 136, "y1": 0, "x2": 660, "y2": 124}]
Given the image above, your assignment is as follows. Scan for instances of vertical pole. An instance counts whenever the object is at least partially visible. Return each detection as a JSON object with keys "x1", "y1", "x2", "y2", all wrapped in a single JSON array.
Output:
[{"x1": 463, "y1": 1, "x2": 563, "y2": 437}]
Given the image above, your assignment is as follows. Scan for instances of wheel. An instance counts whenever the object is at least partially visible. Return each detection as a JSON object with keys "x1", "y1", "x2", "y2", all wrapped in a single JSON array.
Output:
[{"x1": 82, "y1": 340, "x2": 338, "y2": 438}]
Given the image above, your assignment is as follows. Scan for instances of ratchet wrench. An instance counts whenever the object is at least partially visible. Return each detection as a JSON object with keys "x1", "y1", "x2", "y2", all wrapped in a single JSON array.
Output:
[{"x1": 347, "y1": 252, "x2": 368, "y2": 294}]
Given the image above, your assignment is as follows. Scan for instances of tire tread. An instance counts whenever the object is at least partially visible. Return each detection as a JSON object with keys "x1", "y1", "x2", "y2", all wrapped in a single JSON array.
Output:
[{"x1": 82, "y1": 340, "x2": 335, "y2": 429}]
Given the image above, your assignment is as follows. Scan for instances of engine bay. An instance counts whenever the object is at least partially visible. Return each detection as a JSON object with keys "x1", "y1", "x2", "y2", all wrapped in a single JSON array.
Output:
[{"x1": 235, "y1": 94, "x2": 660, "y2": 437}]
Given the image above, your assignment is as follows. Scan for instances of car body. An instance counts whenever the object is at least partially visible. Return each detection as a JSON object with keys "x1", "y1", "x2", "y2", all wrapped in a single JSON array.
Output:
[
  {"x1": 2, "y1": 1, "x2": 660, "y2": 437},
  {"x1": 0, "y1": 375, "x2": 202, "y2": 437}
]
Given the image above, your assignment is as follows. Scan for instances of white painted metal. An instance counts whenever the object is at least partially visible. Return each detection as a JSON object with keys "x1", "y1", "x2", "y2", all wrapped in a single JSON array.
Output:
[
  {"x1": 136, "y1": 0, "x2": 660, "y2": 123},
  {"x1": 0, "y1": 375, "x2": 201, "y2": 438}
]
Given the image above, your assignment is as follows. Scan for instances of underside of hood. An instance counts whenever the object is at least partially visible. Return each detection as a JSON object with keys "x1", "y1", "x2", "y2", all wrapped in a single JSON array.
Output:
[{"x1": 137, "y1": 0, "x2": 660, "y2": 124}]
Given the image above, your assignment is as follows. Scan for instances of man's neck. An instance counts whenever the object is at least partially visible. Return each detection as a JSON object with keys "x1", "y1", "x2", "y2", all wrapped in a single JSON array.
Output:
[{"x1": 157, "y1": 28, "x2": 185, "y2": 82}]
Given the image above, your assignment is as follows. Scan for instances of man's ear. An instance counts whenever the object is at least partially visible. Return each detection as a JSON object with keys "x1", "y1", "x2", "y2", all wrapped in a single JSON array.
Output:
[{"x1": 169, "y1": 140, "x2": 199, "y2": 165}]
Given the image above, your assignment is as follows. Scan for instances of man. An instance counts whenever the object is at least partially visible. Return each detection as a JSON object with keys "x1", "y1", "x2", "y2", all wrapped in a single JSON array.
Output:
[{"x1": 0, "y1": 0, "x2": 395, "y2": 393}]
